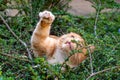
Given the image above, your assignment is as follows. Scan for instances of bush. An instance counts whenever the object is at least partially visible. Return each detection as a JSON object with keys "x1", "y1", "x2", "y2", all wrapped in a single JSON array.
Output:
[{"x1": 0, "y1": 0, "x2": 120, "y2": 80}]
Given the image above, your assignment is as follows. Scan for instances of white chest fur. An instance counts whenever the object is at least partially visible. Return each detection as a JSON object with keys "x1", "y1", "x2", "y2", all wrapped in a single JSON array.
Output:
[{"x1": 47, "y1": 48, "x2": 67, "y2": 64}]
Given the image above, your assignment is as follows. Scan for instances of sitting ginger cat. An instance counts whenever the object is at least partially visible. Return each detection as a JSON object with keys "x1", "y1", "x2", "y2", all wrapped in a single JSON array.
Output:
[{"x1": 31, "y1": 10, "x2": 95, "y2": 68}]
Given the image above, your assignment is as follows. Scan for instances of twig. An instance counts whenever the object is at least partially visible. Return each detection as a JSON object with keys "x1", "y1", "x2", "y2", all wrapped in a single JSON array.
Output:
[
  {"x1": 59, "y1": 54, "x2": 72, "y2": 72},
  {"x1": 109, "y1": 32, "x2": 119, "y2": 43},
  {"x1": 0, "y1": 53, "x2": 31, "y2": 62},
  {"x1": 0, "y1": 14, "x2": 33, "y2": 60},
  {"x1": 86, "y1": 66, "x2": 120, "y2": 80},
  {"x1": 29, "y1": 0, "x2": 33, "y2": 23},
  {"x1": 94, "y1": 1, "x2": 101, "y2": 38},
  {"x1": 59, "y1": 45, "x2": 94, "y2": 73},
  {"x1": 87, "y1": 46, "x2": 94, "y2": 74},
  {"x1": 15, "y1": 68, "x2": 28, "y2": 79}
]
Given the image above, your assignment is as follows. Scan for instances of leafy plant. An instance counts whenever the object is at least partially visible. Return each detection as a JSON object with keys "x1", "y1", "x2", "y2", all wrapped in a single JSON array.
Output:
[{"x1": 0, "y1": 0, "x2": 120, "y2": 80}]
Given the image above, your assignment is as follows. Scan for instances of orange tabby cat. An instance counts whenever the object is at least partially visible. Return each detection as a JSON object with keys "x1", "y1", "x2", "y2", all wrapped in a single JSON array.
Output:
[
  {"x1": 31, "y1": 10, "x2": 95, "y2": 68},
  {"x1": 48, "y1": 32, "x2": 95, "y2": 68}
]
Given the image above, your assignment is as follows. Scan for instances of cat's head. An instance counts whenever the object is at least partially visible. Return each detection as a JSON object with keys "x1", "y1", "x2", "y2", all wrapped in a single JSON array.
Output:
[
  {"x1": 39, "y1": 10, "x2": 55, "y2": 23},
  {"x1": 58, "y1": 32, "x2": 85, "y2": 54}
]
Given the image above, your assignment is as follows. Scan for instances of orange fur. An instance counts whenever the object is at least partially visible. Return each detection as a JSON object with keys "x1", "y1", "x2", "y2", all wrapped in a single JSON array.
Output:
[
  {"x1": 55, "y1": 32, "x2": 95, "y2": 68},
  {"x1": 31, "y1": 10, "x2": 57, "y2": 58},
  {"x1": 31, "y1": 10, "x2": 95, "y2": 68}
]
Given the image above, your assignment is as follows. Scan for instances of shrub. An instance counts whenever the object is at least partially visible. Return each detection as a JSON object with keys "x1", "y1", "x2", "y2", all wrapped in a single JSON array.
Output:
[{"x1": 0, "y1": 0, "x2": 120, "y2": 80}]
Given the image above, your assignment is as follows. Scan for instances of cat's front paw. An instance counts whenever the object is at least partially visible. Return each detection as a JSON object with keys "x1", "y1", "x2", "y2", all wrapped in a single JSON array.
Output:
[{"x1": 39, "y1": 10, "x2": 55, "y2": 23}]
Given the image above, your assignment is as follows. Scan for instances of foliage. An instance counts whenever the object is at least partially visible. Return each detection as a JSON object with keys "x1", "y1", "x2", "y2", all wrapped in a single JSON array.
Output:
[{"x1": 0, "y1": 0, "x2": 120, "y2": 80}]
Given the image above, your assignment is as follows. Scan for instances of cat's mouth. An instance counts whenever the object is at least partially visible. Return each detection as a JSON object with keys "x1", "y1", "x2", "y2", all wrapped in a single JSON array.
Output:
[{"x1": 65, "y1": 41, "x2": 73, "y2": 50}]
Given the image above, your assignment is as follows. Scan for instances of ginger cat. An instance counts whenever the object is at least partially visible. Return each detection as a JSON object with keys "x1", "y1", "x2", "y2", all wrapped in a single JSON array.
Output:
[
  {"x1": 47, "y1": 32, "x2": 95, "y2": 68},
  {"x1": 31, "y1": 10, "x2": 95, "y2": 68}
]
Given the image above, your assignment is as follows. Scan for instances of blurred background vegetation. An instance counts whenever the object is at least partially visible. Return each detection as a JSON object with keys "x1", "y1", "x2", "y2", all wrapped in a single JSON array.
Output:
[{"x1": 0, "y1": 0, "x2": 120, "y2": 80}]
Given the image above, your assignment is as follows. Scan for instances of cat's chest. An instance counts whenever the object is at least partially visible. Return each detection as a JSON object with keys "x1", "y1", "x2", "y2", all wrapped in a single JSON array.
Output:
[{"x1": 47, "y1": 49, "x2": 67, "y2": 64}]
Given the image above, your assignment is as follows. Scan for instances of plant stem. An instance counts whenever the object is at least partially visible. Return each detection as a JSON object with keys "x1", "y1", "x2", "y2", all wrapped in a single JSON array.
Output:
[
  {"x1": 0, "y1": 14, "x2": 33, "y2": 60},
  {"x1": 94, "y1": 3, "x2": 101, "y2": 38},
  {"x1": 86, "y1": 66, "x2": 120, "y2": 80}
]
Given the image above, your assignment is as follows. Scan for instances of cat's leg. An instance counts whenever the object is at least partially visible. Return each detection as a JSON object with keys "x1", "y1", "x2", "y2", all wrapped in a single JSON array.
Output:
[
  {"x1": 31, "y1": 10, "x2": 56, "y2": 57},
  {"x1": 67, "y1": 45, "x2": 95, "y2": 68},
  {"x1": 66, "y1": 53, "x2": 87, "y2": 68}
]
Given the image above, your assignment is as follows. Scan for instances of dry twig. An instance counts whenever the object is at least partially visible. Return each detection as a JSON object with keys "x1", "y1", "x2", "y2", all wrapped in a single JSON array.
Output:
[
  {"x1": 87, "y1": 46, "x2": 94, "y2": 74},
  {"x1": 0, "y1": 53, "x2": 31, "y2": 62},
  {"x1": 86, "y1": 66, "x2": 120, "y2": 80},
  {"x1": 94, "y1": 3, "x2": 101, "y2": 38},
  {"x1": 0, "y1": 14, "x2": 33, "y2": 60}
]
